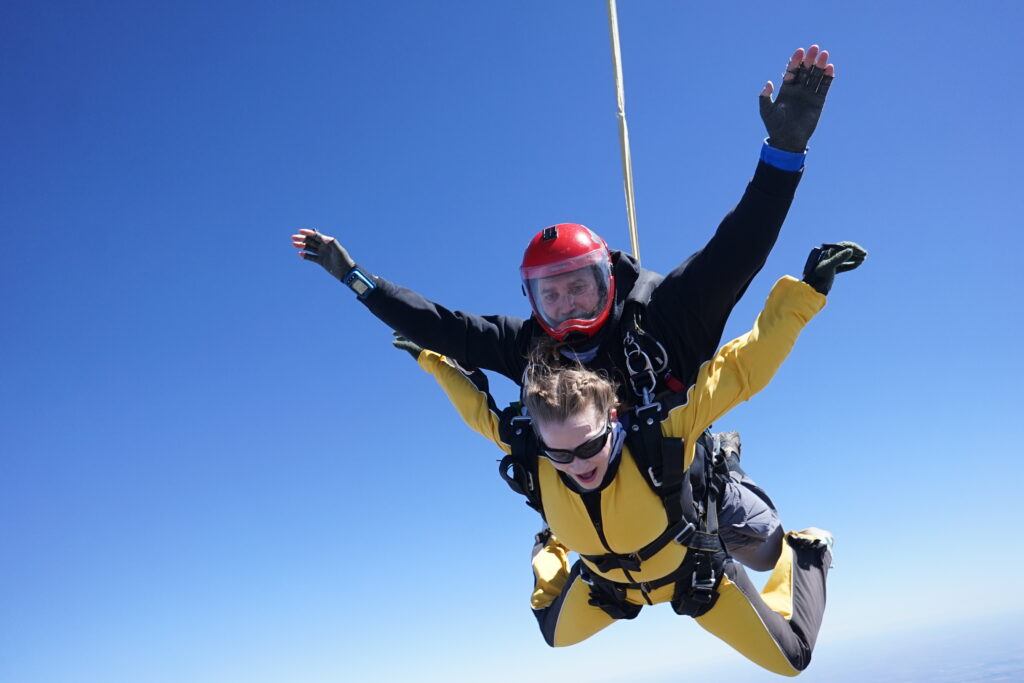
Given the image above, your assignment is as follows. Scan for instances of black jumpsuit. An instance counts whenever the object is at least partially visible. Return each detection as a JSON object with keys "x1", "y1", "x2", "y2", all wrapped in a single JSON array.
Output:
[{"x1": 361, "y1": 159, "x2": 802, "y2": 401}]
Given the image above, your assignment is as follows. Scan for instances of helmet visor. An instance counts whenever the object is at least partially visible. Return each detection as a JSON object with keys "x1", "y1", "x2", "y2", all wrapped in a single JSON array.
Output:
[{"x1": 524, "y1": 260, "x2": 612, "y2": 334}]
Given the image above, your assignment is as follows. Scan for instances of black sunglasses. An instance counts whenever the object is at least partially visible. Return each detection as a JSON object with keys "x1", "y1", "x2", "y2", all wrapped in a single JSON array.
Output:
[{"x1": 536, "y1": 420, "x2": 613, "y2": 464}]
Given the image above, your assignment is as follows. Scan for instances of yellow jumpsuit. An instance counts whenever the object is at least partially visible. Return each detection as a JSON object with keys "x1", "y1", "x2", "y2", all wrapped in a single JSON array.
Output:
[{"x1": 417, "y1": 276, "x2": 832, "y2": 676}]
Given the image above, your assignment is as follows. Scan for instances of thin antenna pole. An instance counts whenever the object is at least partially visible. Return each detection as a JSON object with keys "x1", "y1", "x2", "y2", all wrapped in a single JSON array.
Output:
[{"x1": 607, "y1": 0, "x2": 641, "y2": 264}]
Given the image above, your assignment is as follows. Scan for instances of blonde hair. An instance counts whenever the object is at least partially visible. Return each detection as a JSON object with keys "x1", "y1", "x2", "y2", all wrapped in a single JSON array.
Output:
[{"x1": 522, "y1": 347, "x2": 619, "y2": 425}]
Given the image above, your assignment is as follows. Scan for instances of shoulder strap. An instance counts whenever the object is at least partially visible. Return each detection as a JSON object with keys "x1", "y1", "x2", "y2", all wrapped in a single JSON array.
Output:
[
  {"x1": 497, "y1": 404, "x2": 545, "y2": 520},
  {"x1": 624, "y1": 406, "x2": 722, "y2": 551}
]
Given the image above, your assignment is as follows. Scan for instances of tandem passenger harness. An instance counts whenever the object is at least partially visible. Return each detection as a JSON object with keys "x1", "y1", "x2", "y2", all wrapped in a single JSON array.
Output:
[
  {"x1": 498, "y1": 399, "x2": 728, "y2": 620},
  {"x1": 497, "y1": 305, "x2": 729, "y2": 620}
]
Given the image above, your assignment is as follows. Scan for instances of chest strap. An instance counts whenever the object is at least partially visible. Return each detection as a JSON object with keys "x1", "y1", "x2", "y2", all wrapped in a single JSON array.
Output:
[{"x1": 581, "y1": 518, "x2": 695, "y2": 573}]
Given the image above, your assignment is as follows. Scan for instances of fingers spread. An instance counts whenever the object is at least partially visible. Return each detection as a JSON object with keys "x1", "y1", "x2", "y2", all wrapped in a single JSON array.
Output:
[{"x1": 760, "y1": 80, "x2": 773, "y2": 98}]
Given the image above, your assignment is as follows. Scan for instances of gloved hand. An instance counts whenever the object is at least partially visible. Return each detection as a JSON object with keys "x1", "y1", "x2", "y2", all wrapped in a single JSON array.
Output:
[
  {"x1": 392, "y1": 332, "x2": 424, "y2": 361},
  {"x1": 585, "y1": 577, "x2": 642, "y2": 620},
  {"x1": 292, "y1": 228, "x2": 357, "y2": 281},
  {"x1": 802, "y1": 242, "x2": 867, "y2": 295},
  {"x1": 759, "y1": 45, "x2": 835, "y2": 153}
]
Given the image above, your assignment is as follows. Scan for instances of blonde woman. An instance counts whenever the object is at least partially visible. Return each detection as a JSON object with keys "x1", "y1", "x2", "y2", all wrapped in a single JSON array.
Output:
[{"x1": 395, "y1": 243, "x2": 865, "y2": 676}]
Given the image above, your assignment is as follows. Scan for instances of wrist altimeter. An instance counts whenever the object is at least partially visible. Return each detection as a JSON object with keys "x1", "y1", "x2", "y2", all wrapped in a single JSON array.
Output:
[{"x1": 343, "y1": 266, "x2": 376, "y2": 300}]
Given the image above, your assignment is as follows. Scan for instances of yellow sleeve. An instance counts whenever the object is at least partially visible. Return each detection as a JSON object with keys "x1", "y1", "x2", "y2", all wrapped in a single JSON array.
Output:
[
  {"x1": 531, "y1": 532, "x2": 572, "y2": 610},
  {"x1": 664, "y1": 276, "x2": 826, "y2": 440},
  {"x1": 416, "y1": 349, "x2": 511, "y2": 455}
]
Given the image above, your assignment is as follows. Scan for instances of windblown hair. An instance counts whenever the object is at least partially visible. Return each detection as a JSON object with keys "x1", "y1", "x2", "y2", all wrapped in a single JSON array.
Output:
[{"x1": 522, "y1": 345, "x2": 619, "y2": 425}]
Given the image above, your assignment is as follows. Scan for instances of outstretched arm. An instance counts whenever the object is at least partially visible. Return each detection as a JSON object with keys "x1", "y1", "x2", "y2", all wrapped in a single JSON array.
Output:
[
  {"x1": 392, "y1": 335, "x2": 512, "y2": 455},
  {"x1": 664, "y1": 243, "x2": 866, "y2": 440},
  {"x1": 293, "y1": 228, "x2": 529, "y2": 382},
  {"x1": 643, "y1": 45, "x2": 838, "y2": 386}
]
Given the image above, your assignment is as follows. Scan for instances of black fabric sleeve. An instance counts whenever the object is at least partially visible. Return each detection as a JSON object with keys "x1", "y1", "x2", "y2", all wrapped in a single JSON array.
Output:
[
  {"x1": 360, "y1": 276, "x2": 530, "y2": 383},
  {"x1": 645, "y1": 160, "x2": 803, "y2": 386}
]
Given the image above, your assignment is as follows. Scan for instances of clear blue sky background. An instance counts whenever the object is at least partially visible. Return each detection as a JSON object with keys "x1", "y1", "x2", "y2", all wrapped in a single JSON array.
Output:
[{"x1": 2, "y1": 2, "x2": 1022, "y2": 681}]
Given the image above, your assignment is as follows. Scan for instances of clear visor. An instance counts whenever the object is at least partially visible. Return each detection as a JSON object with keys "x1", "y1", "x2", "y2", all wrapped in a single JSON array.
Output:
[
  {"x1": 520, "y1": 249, "x2": 607, "y2": 280},
  {"x1": 524, "y1": 261, "x2": 611, "y2": 330}
]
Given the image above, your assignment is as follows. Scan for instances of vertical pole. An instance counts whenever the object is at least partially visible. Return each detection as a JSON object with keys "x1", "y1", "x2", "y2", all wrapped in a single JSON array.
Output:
[{"x1": 607, "y1": 0, "x2": 641, "y2": 264}]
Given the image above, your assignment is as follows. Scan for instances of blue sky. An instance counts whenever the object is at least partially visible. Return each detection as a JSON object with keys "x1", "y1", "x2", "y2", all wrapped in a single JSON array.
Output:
[{"x1": 2, "y1": 1, "x2": 1022, "y2": 681}]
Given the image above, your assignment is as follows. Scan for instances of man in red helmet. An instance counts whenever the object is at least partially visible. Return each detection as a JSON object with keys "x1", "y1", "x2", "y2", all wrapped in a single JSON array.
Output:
[
  {"x1": 294, "y1": 44, "x2": 841, "y2": 573},
  {"x1": 520, "y1": 224, "x2": 615, "y2": 342},
  {"x1": 293, "y1": 44, "x2": 836, "y2": 405}
]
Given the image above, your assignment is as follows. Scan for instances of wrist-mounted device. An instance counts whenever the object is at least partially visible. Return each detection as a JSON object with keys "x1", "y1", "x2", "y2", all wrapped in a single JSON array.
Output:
[{"x1": 343, "y1": 266, "x2": 376, "y2": 300}]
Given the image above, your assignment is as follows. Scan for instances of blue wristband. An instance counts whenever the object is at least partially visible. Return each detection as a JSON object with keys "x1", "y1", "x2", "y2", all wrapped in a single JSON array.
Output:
[
  {"x1": 760, "y1": 138, "x2": 806, "y2": 171},
  {"x1": 343, "y1": 267, "x2": 377, "y2": 300}
]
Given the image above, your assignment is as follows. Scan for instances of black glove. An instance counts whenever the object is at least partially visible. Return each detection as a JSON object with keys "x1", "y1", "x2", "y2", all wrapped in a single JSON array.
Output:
[
  {"x1": 299, "y1": 230, "x2": 358, "y2": 281},
  {"x1": 802, "y1": 242, "x2": 867, "y2": 295},
  {"x1": 586, "y1": 584, "x2": 641, "y2": 620},
  {"x1": 392, "y1": 332, "x2": 423, "y2": 361},
  {"x1": 760, "y1": 63, "x2": 834, "y2": 153}
]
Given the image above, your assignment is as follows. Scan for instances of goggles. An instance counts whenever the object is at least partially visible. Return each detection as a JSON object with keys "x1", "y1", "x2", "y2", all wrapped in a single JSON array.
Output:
[{"x1": 536, "y1": 420, "x2": 612, "y2": 464}]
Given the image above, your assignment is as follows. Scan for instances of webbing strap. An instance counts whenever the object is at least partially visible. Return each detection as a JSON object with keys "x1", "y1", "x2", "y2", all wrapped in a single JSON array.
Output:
[
  {"x1": 581, "y1": 518, "x2": 694, "y2": 573},
  {"x1": 588, "y1": 547, "x2": 723, "y2": 597},
  {"x1": 499, "y1": 413, "x2": 543, "y2": 516}
]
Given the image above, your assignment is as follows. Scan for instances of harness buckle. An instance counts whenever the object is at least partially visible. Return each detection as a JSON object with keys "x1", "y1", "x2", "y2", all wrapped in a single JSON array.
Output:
[
  {"x1": 634, "y1": 401, "x2": 662, "y2": 422},
  {"x1": 687, "y1": 554, "x2": 717, "y2": 604},
  {"x1": 692, "y1": 569, "x2": 716, "y2": 592},
  {"x1": 510, "y1": 414, "x2": 532, "y2": 435},
  {"x1": 647, "y1": 466, "x2": 663, "y2": 488},
  {"x1": 689, "y1": 571, "x2": 717, "y2": 604},
  {"x1": 673, "y1": 522, "x2": 696, "y2": 546}
]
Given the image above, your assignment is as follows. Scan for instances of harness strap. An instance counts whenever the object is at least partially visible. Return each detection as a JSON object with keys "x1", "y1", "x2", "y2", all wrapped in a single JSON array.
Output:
[
  {"x1": 580, "y1": 547, "x2": 727, "y2": 620},
  {"x1": 581, "y1": 518, "x2": 695, "y2": 573},
  {"x1": 670, "y1": 550, "x2": 726, "y2": 617},
  {"x1": 680, "y1": 439, "x2": 725, "y2": 553},
  {"x1": 498, "y1": 412, "x2": 544, "y2": 517}
]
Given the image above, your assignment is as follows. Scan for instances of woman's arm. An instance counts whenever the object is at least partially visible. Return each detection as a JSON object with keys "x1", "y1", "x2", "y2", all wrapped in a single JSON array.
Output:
[
  {"x1": 416, "y1": 349, "x2": 512, "y2": 455},
  {"x1": 663, "y1": 275, "x2": 826, "y2": 439}
]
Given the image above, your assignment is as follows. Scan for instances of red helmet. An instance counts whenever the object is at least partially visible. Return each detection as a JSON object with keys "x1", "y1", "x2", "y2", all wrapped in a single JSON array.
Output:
[{"x1": 520, "y1": 223, "x2": 615, "y2": 341}]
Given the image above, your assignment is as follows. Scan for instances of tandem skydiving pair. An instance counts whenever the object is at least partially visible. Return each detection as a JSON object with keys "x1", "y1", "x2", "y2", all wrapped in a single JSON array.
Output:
[{"x1": 293, "y1": 44, "x2": 858, "y2": 675}]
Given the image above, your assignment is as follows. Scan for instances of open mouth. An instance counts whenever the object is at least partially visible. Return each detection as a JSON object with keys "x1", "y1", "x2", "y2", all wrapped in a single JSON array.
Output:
[{"x1": 574, "y1": 466, "x2": 600, "y2": 486}]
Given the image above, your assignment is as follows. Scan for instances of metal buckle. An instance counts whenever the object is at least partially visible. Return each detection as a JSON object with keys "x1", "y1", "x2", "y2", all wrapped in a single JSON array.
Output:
[
  {"x1": 510, "y1": 414, "x2": 532, "y2": 436},
  {"x1": 634, "y1": 401, "x2": 663, "y2": 428},
  {"x1": 624, "y1": 332, "x2": 658, "y2": 400},
  {"x1": 692, "y1": 569, "x2": 716, "y2": 591},
  {"x1": 689, "y1": 558, "x2": 716, "y2": 604},
  {"x1": 647, "y1": 466, "x2": 663, "y2": 488},
  {"x1": 673, "y1": 522, "x2": 696, "y2": 545}
]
